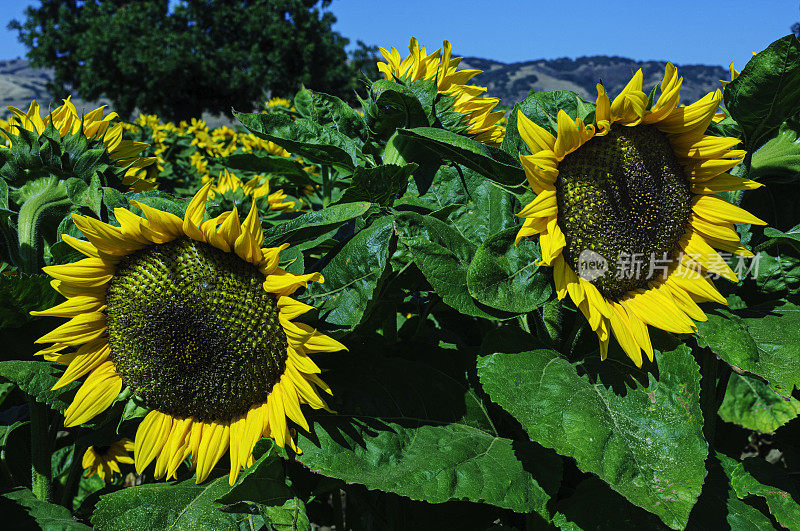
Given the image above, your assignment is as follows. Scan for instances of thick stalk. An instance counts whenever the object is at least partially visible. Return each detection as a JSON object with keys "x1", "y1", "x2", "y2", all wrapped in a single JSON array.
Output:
[
  {"x1": 27, "y1": 397, "x2": 52, "y2": 501},
  {"x1": 15, "y1": 176, "x2": 70, "y2": 274},
  {"x1": 60, "y1": 441, "x2": 87, "y2": 509}
]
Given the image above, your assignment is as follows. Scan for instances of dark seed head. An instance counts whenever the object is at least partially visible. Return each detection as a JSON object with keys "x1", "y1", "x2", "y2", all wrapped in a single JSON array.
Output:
[
  {"x1": 105, "y1": 238, "x2": 287, "y2": 423},
  {"x1": 556, "y1": 124, "x2": 691, "y2": 300}
]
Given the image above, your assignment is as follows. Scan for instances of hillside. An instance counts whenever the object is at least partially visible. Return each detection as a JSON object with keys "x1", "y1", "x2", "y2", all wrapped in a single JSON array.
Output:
[
  {"x1": 0, "y1": 55, "x2": 729, "y2": 121},
  {"x1": 459, "y1": 55, "x2": 729, "y2": 107}
]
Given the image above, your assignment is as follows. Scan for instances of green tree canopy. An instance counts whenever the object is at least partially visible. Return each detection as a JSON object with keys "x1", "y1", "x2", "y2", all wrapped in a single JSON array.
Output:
[{"x1": 9, "y1": 0, "x2": 363, "y2": 121}]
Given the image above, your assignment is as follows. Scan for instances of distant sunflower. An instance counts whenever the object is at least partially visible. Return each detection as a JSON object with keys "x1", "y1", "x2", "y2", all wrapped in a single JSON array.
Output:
[
  {"x1": 207, "y1": 169, "x2": 296, "y2": 211},
  {"x1": 377, "y1": 37, "x2": 505, "y2": 146},
  {"x1": 2, "y1": 98, "x2": 157, "y2": 190},
  {"x1": 32, "y1": 183, "x2": 344, "y2": 485},
  {"x1": 82, "y1": 439, "x2": 134, "y2": 483},
  {"x1": 515, "y1": 64, "x2": 765, "y2": 366}
]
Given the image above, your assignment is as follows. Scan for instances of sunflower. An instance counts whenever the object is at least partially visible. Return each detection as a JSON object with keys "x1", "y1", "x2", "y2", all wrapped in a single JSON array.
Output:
[
  {"x1": 82, "y1": 438, "x2": 134, "y2": 483},
  {"x1": 515, "y1": 64, "x2": 765, "y2": 367},
  {"x1": 207, "y1": 169, "x2": 297, "y2": 211},
  {"x1": 2, "y1": 98, "x2": 157, "y2": 191},
  {"x1": 377, "y1": 37, "x2": 505, "y2": 146},
  {"x1": 32, "y1": 183, "x2": 344, "y2": 485}
]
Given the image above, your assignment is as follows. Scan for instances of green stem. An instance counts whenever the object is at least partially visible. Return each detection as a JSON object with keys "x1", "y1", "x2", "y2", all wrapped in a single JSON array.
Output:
[
  {"x1": 28, "y1": 397, "x2": 52, "y2": 502},
  {"x1": 16, "y1": 176, "x2": 70, "y2": 274},
  {"x1": 60, "y1": 441, "x2": 87, "y2": 509}
]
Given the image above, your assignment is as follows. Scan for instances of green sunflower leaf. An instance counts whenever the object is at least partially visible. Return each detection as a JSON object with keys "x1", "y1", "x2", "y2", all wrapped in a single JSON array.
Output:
[
  {"x1": 476, "y1": 343, "x2": 707, "y2": 529},
  {"x1": 502, "y1": 90, "x2": 595, "y2": 156},
  {"x1": 64, "y1": 174, "x2": 103, "y2": 217},
  {"x1": 750, "y1": 119, "x2": 800, "y2": 182},
  {"x1": 234, "y1": 111, "x2": 359, "y2": 171},
  {"x1": 367, "y1": 80, "x2": 431, "y2": 139},
  {"x1": 394, "y1": 211, "x2": 513, "y2": 320},
  {"x1": 217, "y1": 153, "x2": 312, "y2": 182},
  {"x1": 686, "y1": 453, "x2": 779, "y2": 529},
  {"x1": 261, "y1": 201, "x2": 374, "y2": 246},
  {"x1": 93, "y1": 476, "x2": 265, "y2": 530},
  {"x1": 724, "y1": 35, "x2": 800, "y2": 151},
  {"x1": 0, "y1": 360, "x2": 77, "y2": 411},
  {"x1": 302, "y1": 215, "x2": 394, "y2": 328},
  {"x1": 338, "y1": 164, "x2": 415, "y2": 206},
  {"x1": 695, "y1": 300, "x2": 800, "y2": 393},
  {"x1": 297, "y1": 353, "x2": 561, "y2": 515},
  {"x1": 0, "y1": 272, "x2": 60, "y2": 328},
  {"x1": 0, "y1": 487, "x2": 91, "y2": 530},
  {"x1": 720, "y1": 453, "x2": 800, "y2": 529},
  {"x1": 719, "y1": 372, "x2": 800, "y2": 432},
  {"x1": 396, "y1": 127, "x2": 526, "y2": 192},
  {"x1": 466, "y1": 227, "x2": 552, "y2": 313},
  {"x1": 763, "y1": 224, "x2": 800, "y2": 252},
  {"x1": 293, "y1": 88, "x2": 367, "y2": 142}
]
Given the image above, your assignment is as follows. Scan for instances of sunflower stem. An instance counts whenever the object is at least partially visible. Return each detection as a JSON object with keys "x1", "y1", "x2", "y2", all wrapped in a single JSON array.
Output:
[
  {"x1": 60, "y1": 441, "x2": 87, "y2": 509},
  {"x1": 28, "y1": 397, "x2": 52, "y2": 502},
  {"x1": 16, "y1": 176, "x2": 71, "y2": 274}
]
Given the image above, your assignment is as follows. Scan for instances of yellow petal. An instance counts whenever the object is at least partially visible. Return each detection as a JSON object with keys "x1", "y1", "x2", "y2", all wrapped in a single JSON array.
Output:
[
  {"x1": 42, "y1": 258, "x2": 113, "y2": 287},
  {"x1": 63, "y1": 361, "x2": 122, "y2": 427},
  {"x1": 691, "y1": 195, "x2": 766, "y2": 226}
]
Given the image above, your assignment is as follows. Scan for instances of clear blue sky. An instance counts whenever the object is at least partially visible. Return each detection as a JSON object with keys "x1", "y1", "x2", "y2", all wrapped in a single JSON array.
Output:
[{"x1": 0, "y1": 0, "x2": 796, "y2": 70}]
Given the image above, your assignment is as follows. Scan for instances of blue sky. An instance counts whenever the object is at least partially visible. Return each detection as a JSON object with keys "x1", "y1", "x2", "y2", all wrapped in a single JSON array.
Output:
[{"x1": 0, "y1": 0, "x2": 796, "y2": 69}]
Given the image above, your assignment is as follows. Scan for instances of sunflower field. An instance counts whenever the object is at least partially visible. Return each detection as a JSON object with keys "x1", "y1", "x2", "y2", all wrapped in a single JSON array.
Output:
[{"x1": 0, "y1": 34, "x2": 799, "y2": 530}]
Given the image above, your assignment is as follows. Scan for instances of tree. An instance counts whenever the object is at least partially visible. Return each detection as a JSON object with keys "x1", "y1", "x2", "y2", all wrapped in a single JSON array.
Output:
[{"x1": 9, "y1": 0, "x2": 360, "y2": 121}]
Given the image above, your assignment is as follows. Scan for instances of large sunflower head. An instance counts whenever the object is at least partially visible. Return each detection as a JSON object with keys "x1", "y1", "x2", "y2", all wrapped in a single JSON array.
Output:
[
  {"x1": 2, "y1": 98, "x2": 157, "y2": 191},
  {"x1": 377, "y1": 37, "x2": 505, "y2": 146},
  {"x1": 32, "y1": 183, "x2": 345, "y2": 485},
  {"x1": 82, "y1": 438, "x2": 134, "y2": 483},
  {"x1": 515, "y1": 64, "x2": 766, "y2": 367}
]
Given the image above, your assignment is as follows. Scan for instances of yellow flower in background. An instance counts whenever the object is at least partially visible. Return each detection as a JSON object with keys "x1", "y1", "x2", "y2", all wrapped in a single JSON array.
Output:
[
  {"x1": 266, "y1": 97, "x2": 294, "y2": 110},
  {"x1": 208, "y1": 169, "x2": 296, "y2": 211},
  {"x1": 2, "y1": 98, "x2": 157, "y2": 191},
  {"x1": 82, "y1": 439, "x2": 134, "y2": 482},
  {"x1": 378, "y1": 37, "x2": 505, "y2": 146},
  {"x1": 515, "y1": 64, "x2": 765, "y2": 367},
  {"x1": 32, "y1": 184, "x2": 345, "y2": 485}
]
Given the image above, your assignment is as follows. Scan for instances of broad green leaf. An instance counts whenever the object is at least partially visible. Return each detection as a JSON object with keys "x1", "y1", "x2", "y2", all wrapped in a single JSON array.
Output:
[
  {"x1": 216, "y1": 440, "x2": 309, "y2": 531},
  {"x1": 687, "y1": 453, "x2": 777, "y2": 529},
  {"x1": 297, "y1": 353, "x2": 561, "y2": 515},
  {"x1": 234, "y1": 111, "x2": 358, "y2": 171},
  {"x1": 720, "y1": 453, "x2": 800, "y2": 529},
  {"x1": 219, "y1": 153, "x2": 312, "y2": 181},
  {"x1": 402, "y1": 165, "x2": 518, "y2": 247},
  {"x1": 477, "y1": 344, "x2": 707, "y2": 529},
  {"x1": 502, "y1": 90, "x2": 594, "y2": 156},
  {"x1": 1, "y1": 487, "x2": 91, "y2": 530},
  {"x1": 93, "y1": 476, "x2": 263, "y2": 530},
  {"x1": 750, "y1": 119, "x2": 800, "y2": 182},
  {"x1": 695, "y1": 300, "x2": 800, "y2": 392},
  {"x1": 397, "y1": 127, "x2": 525, "y2": 191},
  {"x1": 261, "y1": 201, "x2": 373, "y2": 246},
  {"x1": 394, "y1": 211, "x2": 512, "y2": 319},
  {"x1": 302, "y1": 216, "x2": 393, "y2": 329},
  {"x1": 293, "y1": 88, "x2": 367, "y2": 141},
  {"x1": 466, "y1": 227, "x2": 552, "y2": 313},
  {"x1": 368, "y1": 80, "x2": 430, "y2": 139},
  {"x1": 719, "y1": 373, "x2": 800, "y2": 432},
  {"x1": 553, "y1": 477, "x2": 668, "y2": 530},
  {"x1": 339, "y1": 164, "x2": 415, "y2": 206},
  {"x1": 724, "y1": 35, "x2": 800, "y2": 151},
  {"x1": 0, "y1": 272, "x2": 60, "y2": 328},
  {"x1": 0, "y1": 360, "x2": 76, "y2": 411},
  {"x1": 763, "y1": 224, "x2": 800, "y2": 252}
]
